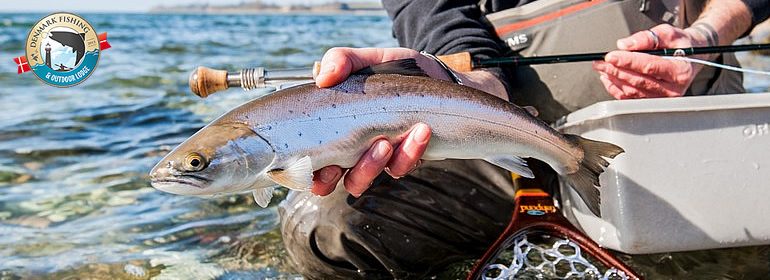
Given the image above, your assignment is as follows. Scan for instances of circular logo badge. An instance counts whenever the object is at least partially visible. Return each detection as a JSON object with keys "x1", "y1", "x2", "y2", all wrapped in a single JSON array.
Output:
[{"x1": 25, "y1": 12, "x2": 100, "y2": 87}]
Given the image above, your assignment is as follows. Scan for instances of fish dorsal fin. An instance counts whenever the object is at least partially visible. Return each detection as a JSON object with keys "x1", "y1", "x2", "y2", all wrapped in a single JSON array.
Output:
[
  {"x1": 353, "y1": 59, "x2": 428, "y2": 77},
  {"x1": 483, "y1": 155, "x2": 534, "y2": 178},
  {"x1": 252, "y1": 187, "x2": 274, "y2": 208},
  {"x1": 266, "y1": 156, "x2": 314, "y2": 191}
]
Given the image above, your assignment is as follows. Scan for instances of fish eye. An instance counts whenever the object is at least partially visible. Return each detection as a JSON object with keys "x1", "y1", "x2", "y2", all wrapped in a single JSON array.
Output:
[{"x1": 184, "y1": 153, "x2": 207, "y2": 172}]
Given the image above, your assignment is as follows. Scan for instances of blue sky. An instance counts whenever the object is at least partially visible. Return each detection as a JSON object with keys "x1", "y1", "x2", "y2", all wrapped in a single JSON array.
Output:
[{"x1": 4, "y1": 0, "x2": 341, "y2": 13}]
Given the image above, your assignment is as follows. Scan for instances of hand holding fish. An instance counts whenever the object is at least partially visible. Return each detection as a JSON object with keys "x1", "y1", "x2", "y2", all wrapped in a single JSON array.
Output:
[{"x1": 311, "y1": 47, "x2": 508, "y2": 196}]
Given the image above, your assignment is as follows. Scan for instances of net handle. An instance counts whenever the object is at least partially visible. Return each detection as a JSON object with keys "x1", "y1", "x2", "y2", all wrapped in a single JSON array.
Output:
[{"x1": 466, "y1": 159, "x2": 642, "y2": 280}]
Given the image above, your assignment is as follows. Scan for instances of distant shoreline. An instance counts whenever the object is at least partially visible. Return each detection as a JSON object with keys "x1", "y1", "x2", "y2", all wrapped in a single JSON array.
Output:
[
  {"x1": 149, "y1": 1, "x2": 386, "y2": 16},
  {"x1": 147, "y1": 10, "x2": 388, "y2": 16}
]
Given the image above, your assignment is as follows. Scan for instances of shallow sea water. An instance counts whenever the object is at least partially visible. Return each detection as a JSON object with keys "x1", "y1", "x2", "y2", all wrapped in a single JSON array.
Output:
[{"x1": 0, "y1": 12, "x2": 769, "y2": 280}]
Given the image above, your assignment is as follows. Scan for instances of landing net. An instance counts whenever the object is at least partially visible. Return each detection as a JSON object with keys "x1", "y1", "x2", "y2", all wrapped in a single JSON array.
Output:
[{"x1": 481, "y1": 234, "x2": 630, "y2": 280}]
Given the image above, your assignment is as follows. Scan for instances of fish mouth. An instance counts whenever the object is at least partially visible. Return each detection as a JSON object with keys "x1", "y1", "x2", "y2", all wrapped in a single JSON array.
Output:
[
  {"x1": 150, "y1": 173, "x2": 211, "y2": 194},
  {"x1": 151, "y1": 178, "x2": 203, "y2": 189}
]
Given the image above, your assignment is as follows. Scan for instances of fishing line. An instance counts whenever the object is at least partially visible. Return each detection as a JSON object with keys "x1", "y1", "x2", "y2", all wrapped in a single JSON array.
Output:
[{"x1": 663, "y1": 56, "x2": 770, "y2": 76}]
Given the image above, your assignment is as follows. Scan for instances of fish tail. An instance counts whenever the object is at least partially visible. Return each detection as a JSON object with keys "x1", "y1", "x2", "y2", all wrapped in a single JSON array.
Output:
[{"x1": 563, "y1": 134, "x2": 624, "y2": 217}]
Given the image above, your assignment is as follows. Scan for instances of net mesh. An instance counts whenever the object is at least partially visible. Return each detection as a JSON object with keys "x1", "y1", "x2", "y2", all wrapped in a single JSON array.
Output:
[{"x1": 481, "y1": 234, "x2": 630, "y2": 280}]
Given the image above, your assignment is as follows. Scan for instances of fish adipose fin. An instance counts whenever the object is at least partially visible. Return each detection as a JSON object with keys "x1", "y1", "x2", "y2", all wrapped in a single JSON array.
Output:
[
  {"x1": 483, "y1": 155, "x2": 534, "y2": 178},
  {"x1": 522, "y1": 106, "x2": 539, "y2": 117},
  {"x1": 353, "y1": 59, "x2": 429, "y2": 77},
  {"x1": 253, "y1": 187, "x2": 274, "y2": 208},
  {"x1": 564, "y1": 135, "x2": 625, "y2": 217},
  {"x1": 266, "y1": 156, "x2": 314, "y2": 191}
]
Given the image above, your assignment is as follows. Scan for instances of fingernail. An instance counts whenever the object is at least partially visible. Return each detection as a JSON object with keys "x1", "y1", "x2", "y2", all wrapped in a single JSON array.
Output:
[
  {"x1": 319, "y1": 167, "x2": 339, "y2": 184},
  {"x1": 617, "y1": 38, "x2": 635, "y2": 49},
  {"x1": 371, "y1": 140, "x2": 391, "y2": 161},
  {"x1": 605, "y1": 54, "x2": 618, "y2": 64},
  {"x1": 411, "y1": 124, "x2": 430, "y2": 145}
]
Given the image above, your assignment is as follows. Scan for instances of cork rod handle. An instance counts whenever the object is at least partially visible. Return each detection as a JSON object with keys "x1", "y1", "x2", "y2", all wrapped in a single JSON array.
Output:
[
  {"x1": 189, "y1": 66, "x2": 228, "y2": 98},
  {"x1": 437, "y1": 52, "x2": 472, "y2": 72}
]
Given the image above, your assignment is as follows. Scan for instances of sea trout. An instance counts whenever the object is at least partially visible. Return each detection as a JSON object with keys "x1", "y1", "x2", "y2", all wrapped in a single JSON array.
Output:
[{"x1": 149, "y1": 59, "x2": 623, "y2": 215}]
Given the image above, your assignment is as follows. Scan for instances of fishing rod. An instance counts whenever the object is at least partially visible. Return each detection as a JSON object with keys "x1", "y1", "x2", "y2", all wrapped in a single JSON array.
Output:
[
  {"x1": 189, "y1": 43, "x2": 770, "y2": 98},
  {"x1": 471, "y1": 43, "x2": 770, "y2": 67}
]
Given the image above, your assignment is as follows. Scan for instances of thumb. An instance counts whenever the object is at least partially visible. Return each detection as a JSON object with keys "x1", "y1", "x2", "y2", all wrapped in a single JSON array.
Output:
[{"x1": 315, "y1": 48, "x2": 355, "y2": 88}]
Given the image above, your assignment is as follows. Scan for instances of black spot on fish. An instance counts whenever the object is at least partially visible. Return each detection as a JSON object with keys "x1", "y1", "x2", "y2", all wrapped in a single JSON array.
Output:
[
  {"x1": 298, "y1": 132, "x2": 303, "y2": 137},
  {"x1": 331, "y1": 104, "x2": 336, "y2": 108},
  {"x1": 335, "y1": 131, "x2": 339, "y2": 134},
  {"x1": 395, "y1": 93, "x2": 400, "y2": 97},
  {"x1": 382, "y1": 107, "x2": 387, "y2": 111},
  {"x1": 352, "y1": 116, "x2": 357, "y2": 119},
  {"x1": 318, "y1": 140, "x2": 322, "y2": 144},
  {"x1": 289, "y1": 110, "x2": 294, "y2": 114},
  {"x1": 267, "y1": 126, "x2": 272, "y2": 130},
  {"x1": 420, "y1": 94, "x2": 425, "y2": 97},
  {"x1": 318, "y1": 117, "x2": 322, "y2": 121},
  {"x1": 284, "y1": 143, "x2": 289, "y2": 148}
]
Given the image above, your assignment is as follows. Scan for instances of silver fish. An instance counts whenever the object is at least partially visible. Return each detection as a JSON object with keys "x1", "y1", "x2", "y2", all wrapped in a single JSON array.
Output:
[{"x1": 149, "y1": 60, "x2": 623, "y2": 215}]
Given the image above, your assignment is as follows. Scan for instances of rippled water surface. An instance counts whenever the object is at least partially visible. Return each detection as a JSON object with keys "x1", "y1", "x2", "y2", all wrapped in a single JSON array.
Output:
[{"x1": 1, "y1": 12, "x2": 769, "y2": 280}]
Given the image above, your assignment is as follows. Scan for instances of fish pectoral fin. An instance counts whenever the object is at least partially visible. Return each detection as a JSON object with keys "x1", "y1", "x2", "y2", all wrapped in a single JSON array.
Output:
[
  {"x1": 252, "y1": 187, "x2": 275, "y2": 208},
  {"x1": 483, "y1": 155, "x2": 534, "y2": 178},
  {"x1": 266, "y1": 155, "x2": 314, "y2": 190}
]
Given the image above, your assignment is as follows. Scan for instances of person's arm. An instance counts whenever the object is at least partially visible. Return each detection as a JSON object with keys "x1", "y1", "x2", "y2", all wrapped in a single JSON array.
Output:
[
  {"x1": 384, "y1": 0, "x2": 510, "y2": 100},
  {"x1": 592, "y1": 0, "x2": 761, "y2": 99}
]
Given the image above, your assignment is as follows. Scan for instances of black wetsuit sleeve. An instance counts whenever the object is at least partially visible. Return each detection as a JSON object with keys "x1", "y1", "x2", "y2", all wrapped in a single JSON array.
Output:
[
  {"x1": 382, "y1": 0, "x2": 516, "y2": 99},
  {"x1": 742, "y1": 0, "x2": 770, "y2": 27},
  {"x1": 382, "y1": 0, "x2": 505, "y2": 58}
]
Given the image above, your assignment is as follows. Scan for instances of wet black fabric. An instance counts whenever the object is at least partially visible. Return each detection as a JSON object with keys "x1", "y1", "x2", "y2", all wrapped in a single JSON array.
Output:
[
  {"x1": 744, "y1": 0, "x2": 770, "y2": 26},
  {"x1": 279, "y1": 160, "x2": 516, "y2": 279}
]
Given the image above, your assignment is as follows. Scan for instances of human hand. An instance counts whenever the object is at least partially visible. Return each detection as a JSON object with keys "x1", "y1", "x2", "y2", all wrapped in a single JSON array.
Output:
[
  {"x1": 311, "y1": 47, "x2": 436, "y2": 197},
  {"x1": 592, "y1": 24, "x2": 713, "y2": 99},
  {"x1": 315, "y1": 47, "x2": 510, "y2": 100},
  {"x1": 311, "y1": 47, "x2": 509, "y2": 197}
]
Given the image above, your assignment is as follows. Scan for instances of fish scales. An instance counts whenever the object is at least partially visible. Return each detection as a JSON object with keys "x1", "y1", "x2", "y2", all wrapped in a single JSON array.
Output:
[
  {"x1": 150, "y1": 61, "x2": 623, "y2": 215},
  {"x1": 226, "y1": 74, "x2": 574, "y2": 172}
]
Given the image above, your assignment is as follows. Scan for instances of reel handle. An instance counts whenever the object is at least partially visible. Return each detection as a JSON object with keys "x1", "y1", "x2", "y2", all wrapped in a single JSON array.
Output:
[{"x1": 189, "y1": 62, "x2": 320, "y2": 98}]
